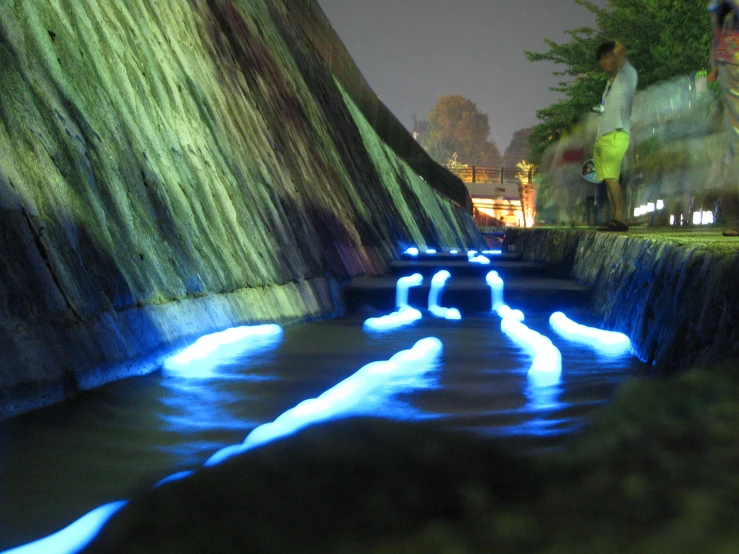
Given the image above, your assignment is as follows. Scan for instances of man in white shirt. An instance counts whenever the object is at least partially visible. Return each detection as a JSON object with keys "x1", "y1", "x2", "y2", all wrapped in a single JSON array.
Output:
[{"x1": 593, "y1": 41, "x2": 638, "y2": 232}]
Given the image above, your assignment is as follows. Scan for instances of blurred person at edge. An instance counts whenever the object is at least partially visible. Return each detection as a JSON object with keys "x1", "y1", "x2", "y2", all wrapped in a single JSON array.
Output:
[{"x1": 708, "y1": 0, "x2": 739, "y2": 236}]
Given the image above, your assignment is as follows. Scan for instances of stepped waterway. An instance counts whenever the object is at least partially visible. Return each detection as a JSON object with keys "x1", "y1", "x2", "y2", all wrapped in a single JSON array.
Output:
[{"x1": 0, "y1": 252, "x2": 648, "y2": 551}]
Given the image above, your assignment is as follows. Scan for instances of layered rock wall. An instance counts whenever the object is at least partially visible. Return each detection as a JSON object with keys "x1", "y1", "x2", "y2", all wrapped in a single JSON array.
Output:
[
  {"x1": 0, "y1": 0, "x2": 480, "y2": 417},
  {"x1": 505, "y1": 229, "x2": 739, "y2": 371}
]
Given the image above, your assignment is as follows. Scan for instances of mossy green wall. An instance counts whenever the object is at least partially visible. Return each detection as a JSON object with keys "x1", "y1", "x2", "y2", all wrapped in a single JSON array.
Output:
[
  {"x1": 504, "y1": 228, "x2": 739, "y2": 372},
  {"x1": 0, "y1": 0, "x2": 480, "y2": 418}
]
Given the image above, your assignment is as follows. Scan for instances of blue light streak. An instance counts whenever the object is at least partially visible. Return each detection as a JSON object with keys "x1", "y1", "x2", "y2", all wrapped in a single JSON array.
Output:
[
  {"x1": 467, "y1": 253, "x2": 491, "y2": 265},
  {"x1": 1, "y1": 501, "x2": 127, "y2": 554},
  {"x1": 482, "y1": 250, "x2": 502, "y2": 255},
  {"x1": 364, "y1": 274, "x2": 424, "y2": 331},
  {"x1": 364, "y1": 306, "x2": 422, "y2": 332},
  {"x1": 154, "y1": 471, "x2": 195, "y2": 487},
  {"x1": 489, "y1": 273, "x2": 562, "y2": 386},
  {"x1": 404, "y1": 247, "x2": 419, "y2": 256},
  {"x1": 427, "y1": 271, "x2": 462, "y2": 320},
  {"x1": 3, "y1": 324, "x2": 288, "y2": 553},
  {"x1": 501, "y1": 309, "x2": 562, "y2": 386},
  {"x1": 205, "y1": 337, "x2": 444, "y2": 466},
  {"x1": 395, "y1": 273, "x2": 423, "y2": 309},
  {"x1": 549, "y1": 312, "x2": 631, "y2": 355},
  {"x1": 6, "y1": 330, "x2": 446, "y2": 552},
  {"x1": 429, "y1": 305, "x2": 462, "y2": 320},
  {"x1": 450, "y1": 249, "x2": 459, "y2": 254},
  {"x1": 162, "y1": 324, "x2": 283, "y2": 378},
  {"x1": 485, "y1": 271, "x2": 505, "y2": 312},
  {"x1": 425, "y1": 249, "x2": 437, "y2": 254},
  {"x1": 484, "y1": 275, "x2": 567, "y2": 437}
]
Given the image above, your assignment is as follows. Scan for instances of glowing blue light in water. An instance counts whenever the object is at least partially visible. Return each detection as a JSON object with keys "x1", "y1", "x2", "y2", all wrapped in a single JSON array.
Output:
[
  {"x1": 496, "y1": 305, "x2": 523, "y2": 321},
  {"x1": 4, "y1": 325, "x2": 287, "y2": 553},
  {"x1": 155, "y1": 470, "x2": 195, "y2": 487},
  {"x1": 1, "y1": 501, "x2": 127, "y2": 554},
  {"x1": 364, "y1": 306, "x2": 422, "y2": 332},
  {"x1": 524, "y1": 379, "x2": 564, "y2": 412},
  {"x1": 205, "y1": 337, "x2": 444, "y2": 466},
  {"x1": 429, "y1": 306, "x2": 461, "y2": 320},
  {"x1": 450, "y1": 249, "x2": 459, "y2": 254},
  {"x1": 425, "y1": 249, "x2": 437, "y2": 254},
  {"x1": 364, "y1": 274, "x2": 424, "y2": 331},
  {"x1": 467, "y1": 250, "x2": 477, "y2": 256},
  {"x1": 468, "y1": 253, "x2": 491, "y2": 265},
  {"x1": 404, "y1": 247, "x2": 419, "y2": 256},
  {"x1": 428, "y1": 270, "x2": 449, "y2": 308},
  {"x1": 482, "y1": 250, "x2": 502, "y2": 255},
  {"x1": 395, "y1": 273, "x2": 423, "y2": 309},
  {"x1": 485, "y1": 271, "x2": 505, "y2": 312},
  {"x1": 11, "y1": 338, "x2": 445, "y2": 550},
  {"x1": 427, "y1": 271, "x2": 461, "y2": 320},
  {"x1": 486, "y1": 276, "x2": 564, "y2": 425},
  {"x1": 499, "y1": 306, "x2": 562, "y2": 386},
  {"x1": 162, "y1": 324, "x2": 283, "y2": 378},
  {"x1": 549, "y1": 312, "x2": 631, "y2": 355}
]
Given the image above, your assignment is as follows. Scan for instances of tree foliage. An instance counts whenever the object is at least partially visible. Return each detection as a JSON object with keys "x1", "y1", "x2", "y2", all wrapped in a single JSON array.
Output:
[
  {"x1": 525, "y1": 0, "x2": 713, "y2": 164},
  {"x1": 424, "y1": 95, "x2": 501, "y2": 166},
  {"x1": 504, "y1": 127, "x2": 533, "y2": 166}
]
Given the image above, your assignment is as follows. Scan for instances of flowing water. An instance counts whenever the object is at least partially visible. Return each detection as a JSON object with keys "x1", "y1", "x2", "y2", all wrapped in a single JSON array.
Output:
[{"x1": 0, "y1": 310, "x2": 648, "y2": 550}]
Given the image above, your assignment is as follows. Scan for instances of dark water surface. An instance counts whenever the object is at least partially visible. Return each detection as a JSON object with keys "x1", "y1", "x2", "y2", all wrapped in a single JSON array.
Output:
[{"x1": 0, "y1": 311, "x2": 647, "y2": 549}]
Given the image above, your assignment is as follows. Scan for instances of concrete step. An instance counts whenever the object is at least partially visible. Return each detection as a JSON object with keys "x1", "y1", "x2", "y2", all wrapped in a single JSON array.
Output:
[
  {"x1": 399, "y1": 252, "x2": 521, "y2": 262},
  {"x1": 344, "y1": 274, "x2": 591, "y2": 316},
  {"x1": 389, "y1": 259, "x2": 545, "y2": 278}
]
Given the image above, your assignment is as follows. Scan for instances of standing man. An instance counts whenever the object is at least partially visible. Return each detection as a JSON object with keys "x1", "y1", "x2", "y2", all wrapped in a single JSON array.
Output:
[{"x1": 593, "y1": 41, "x2": 638, "y2": 232}]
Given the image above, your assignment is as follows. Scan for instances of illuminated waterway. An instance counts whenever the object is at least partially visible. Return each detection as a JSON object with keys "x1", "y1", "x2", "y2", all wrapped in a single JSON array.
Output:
[{"x1": 0, "y1": 311, "x2": 647, "y2": 550}]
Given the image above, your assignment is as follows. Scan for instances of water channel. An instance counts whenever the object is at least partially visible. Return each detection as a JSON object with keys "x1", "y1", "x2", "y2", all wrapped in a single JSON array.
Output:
[{"x1": 0, "y1": 306, "x2": 648, "y2": 550}]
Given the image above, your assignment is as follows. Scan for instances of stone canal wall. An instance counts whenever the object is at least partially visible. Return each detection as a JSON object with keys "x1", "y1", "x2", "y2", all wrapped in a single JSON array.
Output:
[
  {"x1": 0, "y1": 1, "x2": 480, "y2": 418},
  {"x1": 504, "y1": 229, "x2": 739, "y2": 372}
]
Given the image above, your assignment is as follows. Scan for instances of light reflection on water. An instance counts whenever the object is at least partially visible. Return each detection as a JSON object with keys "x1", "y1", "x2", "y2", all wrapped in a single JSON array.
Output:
[
  {"x1": 205, "y1": 337, "x2": 444, "y2": 466},
  {"x1": 525, "y1": 381, "x2": 564, "y2": 413},
  {"x1": 0, "y1": 312, "x2": 647, "y2": 551},
  {"x1": 158, "y1": 366, "x2": 280, "y2": 433}
]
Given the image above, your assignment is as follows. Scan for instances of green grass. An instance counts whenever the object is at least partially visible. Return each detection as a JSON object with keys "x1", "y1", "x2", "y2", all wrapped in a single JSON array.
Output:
[{"x1": 524, "y1": 226, "x2": 739, "y2": 256}]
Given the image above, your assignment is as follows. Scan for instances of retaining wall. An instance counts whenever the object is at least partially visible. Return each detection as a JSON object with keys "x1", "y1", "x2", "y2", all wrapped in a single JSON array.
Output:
[
  {"x1": 0, "y1": 0, "x2": 480, "y2": 418},
  {"x1": 505, "y1": 229, "x2": 739, "y2": 371}
]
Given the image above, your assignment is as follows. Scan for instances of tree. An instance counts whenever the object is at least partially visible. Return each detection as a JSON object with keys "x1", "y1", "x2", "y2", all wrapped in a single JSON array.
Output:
[
  {"x1": 504, "y1": 127, "x2": 533, "y2": 166},
  {"x1": 424, "y1": 95, "x2": 501, "y2": 167},
  {"x1": 525, "y1": 0, "x2": 713, "y2": 165}
]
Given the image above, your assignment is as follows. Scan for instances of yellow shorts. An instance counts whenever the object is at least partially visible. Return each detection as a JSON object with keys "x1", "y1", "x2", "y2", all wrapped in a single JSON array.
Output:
[{"x1": 593, "y1": 130, "x2": 630, "y2": 181}]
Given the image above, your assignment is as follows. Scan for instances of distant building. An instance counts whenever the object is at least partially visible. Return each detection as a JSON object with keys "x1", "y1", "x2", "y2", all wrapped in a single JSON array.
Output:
[
  {"x1": 446, "y1": 160, "x2": 536, "y2": 228},
  {"x1": 466, "y1": 180, "x2": 525, "y2": 228}
]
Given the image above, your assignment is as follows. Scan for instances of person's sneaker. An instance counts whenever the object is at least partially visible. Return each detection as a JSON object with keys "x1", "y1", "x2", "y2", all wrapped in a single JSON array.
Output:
[{"x1": 597, "y1": 219, "x2": 629, "y2": 232}]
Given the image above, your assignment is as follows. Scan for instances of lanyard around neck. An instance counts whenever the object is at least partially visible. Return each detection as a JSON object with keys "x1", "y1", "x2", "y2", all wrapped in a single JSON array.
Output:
[{"x1": 602, "y1": 76, "x2": 615, "y2": 105}]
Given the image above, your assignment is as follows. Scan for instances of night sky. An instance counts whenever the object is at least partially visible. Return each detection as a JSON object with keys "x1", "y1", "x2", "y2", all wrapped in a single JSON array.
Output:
[{"x1": 317, "y1": 0, "x2": 607, "y2": 151}]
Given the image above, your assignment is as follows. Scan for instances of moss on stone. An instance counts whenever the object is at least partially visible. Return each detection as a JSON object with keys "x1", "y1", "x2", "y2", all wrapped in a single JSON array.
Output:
[
  {"x1": 506, "y1": 227, "x2": 739, "y2": 371},
  {"x1": 0, "y1": 0, "x2": 481, "y2": 415}
]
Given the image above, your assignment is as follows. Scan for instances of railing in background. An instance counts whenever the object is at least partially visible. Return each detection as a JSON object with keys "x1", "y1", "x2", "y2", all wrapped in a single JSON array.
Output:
[
  {"x1": 447, "y1": 165, "x2": 537, "y2": 185},
  {"x1": 447, "y1": 165, "x2": 538, "y2": 228},
  {"x1": 283, "y1": 0, "x2": 472, "y2": 213}
]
